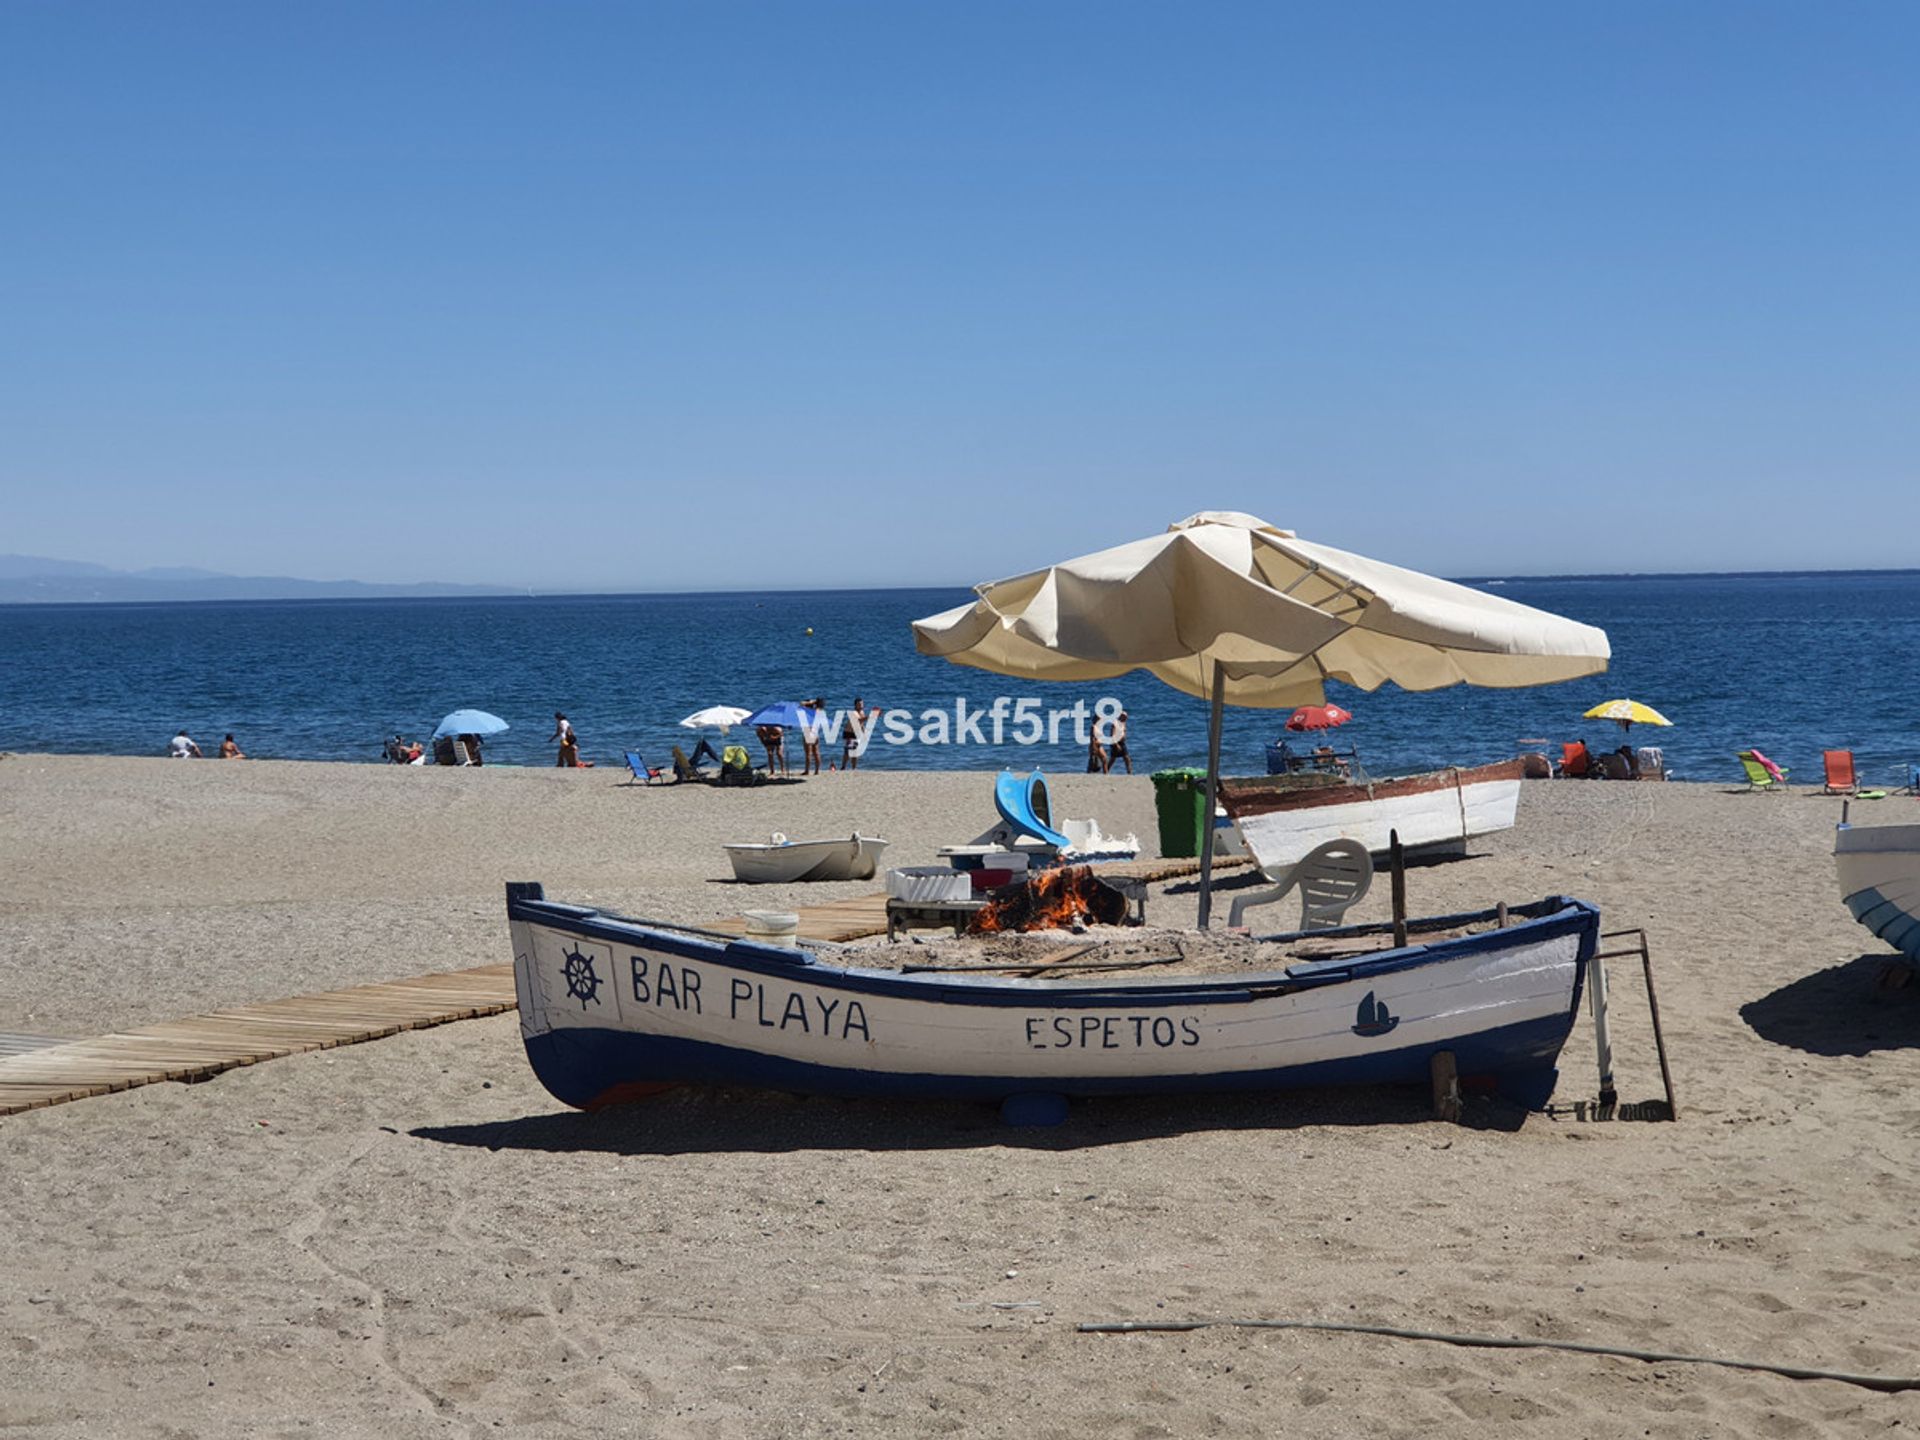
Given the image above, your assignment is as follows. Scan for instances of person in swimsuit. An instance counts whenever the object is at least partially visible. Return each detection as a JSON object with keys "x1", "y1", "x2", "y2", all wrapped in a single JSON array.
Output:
[
  {"x1": 801, "y1": 699, "x2": 825, "y2": 774},
  {"x1": 1104, "y1": 710, "x2": 1132, "y2": 773},
  {"x1": 757, "y1": 723, "x2": 787, "y2": 777},
  {"x1": 1086, "y1": 725, "x2": 1107, "y2": 774},
  {"x1": 218, "y1": 733, "x2": 246, "y2": 759},
  {"x1": 842, "y1": 699, "x2": 868, "y2": 771}
]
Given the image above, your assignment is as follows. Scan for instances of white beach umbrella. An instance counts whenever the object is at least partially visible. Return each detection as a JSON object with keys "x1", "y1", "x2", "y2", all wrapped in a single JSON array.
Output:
[
  {"x1": 681, "y1": 705, "x2": 752, "y2": 732},
  {"x1": 913, "y1": 512, "x2": 1611, "y2": 924}
]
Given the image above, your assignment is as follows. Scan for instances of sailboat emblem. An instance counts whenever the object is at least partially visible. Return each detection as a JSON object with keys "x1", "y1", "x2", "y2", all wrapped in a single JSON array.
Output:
[{"x1": 1351, "y1": 990, "x2": 1399, "y2": 1038}]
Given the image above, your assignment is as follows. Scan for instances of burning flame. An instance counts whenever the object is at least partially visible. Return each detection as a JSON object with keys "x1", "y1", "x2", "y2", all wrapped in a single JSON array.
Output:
[{"x1": 971, "y1": 866, "x2": 1129, "y2": 934}]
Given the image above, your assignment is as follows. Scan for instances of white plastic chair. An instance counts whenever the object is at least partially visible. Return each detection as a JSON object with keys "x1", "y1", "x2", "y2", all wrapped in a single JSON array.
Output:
[{"x1": 1228, "y1": 837, "x2": 1374, "y2": 931}]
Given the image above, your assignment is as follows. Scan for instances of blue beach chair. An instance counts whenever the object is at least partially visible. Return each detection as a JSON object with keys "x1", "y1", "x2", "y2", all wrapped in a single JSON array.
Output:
[{"x1": 624, "y1": 750, "x2": 666, "y2": 786}]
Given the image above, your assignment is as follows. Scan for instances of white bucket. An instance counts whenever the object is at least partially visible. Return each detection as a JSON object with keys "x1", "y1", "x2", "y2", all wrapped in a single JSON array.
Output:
[{"x1": 743, "y1": 910, "x2": 800, "y2": 943}]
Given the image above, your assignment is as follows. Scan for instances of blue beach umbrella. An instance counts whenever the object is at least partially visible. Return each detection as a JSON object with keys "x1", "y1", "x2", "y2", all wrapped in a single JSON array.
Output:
[
  {"x1": 744, "y1": 700, "x2": 824, "y2": 731},
  {"x1": 433, "y1": 708, "x2": 510, "y2": 739}
]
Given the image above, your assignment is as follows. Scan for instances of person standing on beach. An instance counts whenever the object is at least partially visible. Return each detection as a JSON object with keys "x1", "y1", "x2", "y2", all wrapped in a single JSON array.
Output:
[
  {"x1": 218, "y1": 733, "x2": 246, "y2": 759},
  {"x1": 169, "y1": 730, "x2": 202, "y2": 758},
  {"x1": 1104, "y1": 710, "x2": 1132, "y2": 773},
  {"x1": 800, "y1": 699, "x2": 825, "y2": 775},
  {"x1": 757, "y1": 723, "x2": 787, "y2": 777},
  {"x1": 1086, "y1": 724, "x2": 1106, "y2": 774},
  {"x1": 842, "y1": 699, "x2": 868, "y2": 771},
  {"x1": 548, "y1": 713, "x2": 574, "y2": 767}
]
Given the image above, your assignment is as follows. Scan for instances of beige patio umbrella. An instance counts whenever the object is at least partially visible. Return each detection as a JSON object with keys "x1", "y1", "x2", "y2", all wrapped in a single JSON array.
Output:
[{"x1": 914, "y1": 512, "x2": 1611, "y2": 925}]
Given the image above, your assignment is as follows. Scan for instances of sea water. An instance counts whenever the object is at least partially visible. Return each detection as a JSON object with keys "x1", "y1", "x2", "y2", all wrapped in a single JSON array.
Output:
[{"x1": 2, "y1": 572, "x2": 1917, "y2": 787}]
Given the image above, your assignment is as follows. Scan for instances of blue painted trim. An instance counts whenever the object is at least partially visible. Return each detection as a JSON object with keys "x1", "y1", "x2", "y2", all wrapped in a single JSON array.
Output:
[
  {"x1": 523, "y1": 1012, "x2": 1576, "y2": 1112},
  {"x1": 1845, "y1": 885, "x2": 1920, "y2": 960}
]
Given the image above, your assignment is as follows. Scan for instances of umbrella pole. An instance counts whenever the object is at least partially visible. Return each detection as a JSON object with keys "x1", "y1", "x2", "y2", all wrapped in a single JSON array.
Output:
[{"x1": 1197, "y1": 660, "x2": 1226, "y2": 929}]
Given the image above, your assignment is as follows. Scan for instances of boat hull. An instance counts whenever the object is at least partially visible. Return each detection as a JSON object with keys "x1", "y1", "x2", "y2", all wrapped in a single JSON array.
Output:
[
  {"x1": 722, "y1": 835, "x2": 888, "y2": 883},
  {"x1": 1221, "y1": 760, "x2": 1524, "y2": 873},
  {"x1": 507, "y1": 886, "x2": 1598, "y2": 1112},
  {"x1": 1836, "y1": 823, "x2": 1920, "y2": 961}
]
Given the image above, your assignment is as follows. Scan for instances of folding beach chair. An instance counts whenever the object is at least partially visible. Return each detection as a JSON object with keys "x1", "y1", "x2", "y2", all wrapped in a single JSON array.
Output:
[
  {"x1": 1822, "y1": 750, "x2": 1858, "y2": 796},
  {"x1": 1737, "y1": 750, "x2": 1789, "y2": 792},
  {"x1": 1228, "y1": 838, "x2": 1374, "y2": 931},
  {"x1": 624, "y1": 750, "x2": 665, "y2": 786},
  {"x1": 1557, "y1": 740, "x2": 1591, "y2": 778}
]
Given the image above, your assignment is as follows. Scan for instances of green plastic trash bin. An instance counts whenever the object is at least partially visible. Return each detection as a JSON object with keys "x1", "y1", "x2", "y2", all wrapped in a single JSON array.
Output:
[{"x1": 1150, "y1": 767, "x2": 1210, "y2": 858}]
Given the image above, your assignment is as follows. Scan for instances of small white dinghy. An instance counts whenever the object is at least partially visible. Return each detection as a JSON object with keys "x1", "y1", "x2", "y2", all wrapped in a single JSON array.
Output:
[{"x1": 723, "y1": 833, "x2": 889, "y2": 884}]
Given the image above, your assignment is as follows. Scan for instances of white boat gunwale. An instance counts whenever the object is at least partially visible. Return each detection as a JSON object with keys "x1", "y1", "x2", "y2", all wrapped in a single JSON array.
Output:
[{"x1": 506, "y1": 884, "x2": 1598, "y2": 1008}]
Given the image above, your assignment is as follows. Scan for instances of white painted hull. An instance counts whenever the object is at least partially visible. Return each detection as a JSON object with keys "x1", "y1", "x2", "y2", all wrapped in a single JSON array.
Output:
[
  {"x1": 1835, "y1": 823, "x2": 1920, "y2": 961},
  {"x1": 505, "y1": 885, "x2": 1598, "y2": 1111},
  {"x1": 722, "y1": 835, "x2": 888, "y2": 884},
  {"x1": 1222, "y1": 762, "x2": 1524, "y2": 875}
]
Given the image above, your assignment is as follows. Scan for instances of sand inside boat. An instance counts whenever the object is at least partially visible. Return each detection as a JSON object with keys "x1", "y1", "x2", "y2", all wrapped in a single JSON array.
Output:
[{"x1": 835, "y1": 914, "x2": 1492, "y2": 978}]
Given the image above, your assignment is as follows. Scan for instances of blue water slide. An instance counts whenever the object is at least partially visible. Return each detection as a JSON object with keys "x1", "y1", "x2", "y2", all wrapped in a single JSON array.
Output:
[{"x1": 994, "y1": 769, "x2": 1071, "y2": 849}]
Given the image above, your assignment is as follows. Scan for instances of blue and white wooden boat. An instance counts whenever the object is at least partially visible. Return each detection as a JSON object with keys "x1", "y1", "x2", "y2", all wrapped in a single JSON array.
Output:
[
  {"x1": 1836, "y1": 820, "x2": 1920, "y2": 962},
  {"x1": 507, "y1": 884, "x2": 1600, "y2": 1112}
]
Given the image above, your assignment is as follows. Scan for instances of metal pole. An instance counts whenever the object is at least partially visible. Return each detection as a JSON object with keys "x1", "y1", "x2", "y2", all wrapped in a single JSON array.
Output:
[
  {"x1": 1196, "y1": 659, "x2": 1226, "y2": 929},
  {"x1": 1590, "y1": 948, "x2": 1617, "y2": 1110}
]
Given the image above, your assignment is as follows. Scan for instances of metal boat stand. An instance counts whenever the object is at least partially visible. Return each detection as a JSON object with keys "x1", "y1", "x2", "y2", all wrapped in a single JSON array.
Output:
[{"x1": 1572, "y1": 927, "x2": 1679, "y2": 1121}]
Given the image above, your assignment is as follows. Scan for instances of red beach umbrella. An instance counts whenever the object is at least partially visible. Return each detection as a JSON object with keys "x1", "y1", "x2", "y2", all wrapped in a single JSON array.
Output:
[{"x1": 1284, "y1": 703, "x2": 1353, "y2": 733}]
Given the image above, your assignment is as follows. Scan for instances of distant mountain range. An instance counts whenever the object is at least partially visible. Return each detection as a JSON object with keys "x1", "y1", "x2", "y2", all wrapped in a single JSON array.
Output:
[{"x1": 0, "y1": 555, "x2": 516, "y2": 604}]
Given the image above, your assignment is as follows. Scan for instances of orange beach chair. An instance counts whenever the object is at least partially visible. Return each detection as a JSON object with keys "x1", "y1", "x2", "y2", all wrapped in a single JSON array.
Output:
[
  {"x1": 1558, "y1": 740, "x2": 1591, "y2": 778},
  {"x1": 1822, "y1": 750, "x2": 1857, "y2": 795}
]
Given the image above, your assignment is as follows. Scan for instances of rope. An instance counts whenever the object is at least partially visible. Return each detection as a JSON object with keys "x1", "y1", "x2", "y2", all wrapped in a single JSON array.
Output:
[{"x1": 1075, "y1": 1317, "x2": 1920, "y2": 1394}]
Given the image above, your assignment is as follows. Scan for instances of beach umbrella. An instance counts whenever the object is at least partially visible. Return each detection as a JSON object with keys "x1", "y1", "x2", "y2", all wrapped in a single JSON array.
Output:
[
  {"x1": 914, "y1": 511, "x2": 1611, "y2": 925},
  {"x1": 432, "y1": 708, "x2": 510, "y2": 739},
  {"x1": 1583, "y1": 698, "x2": 1672, "y2": 735},
  {"x1": 681, "y1": 705, "x2": 752, "y2": 731},
  {"x1": 1285, "y1": 703, "x2": 1353, "y2": 733},
  {"x1": 744, "y1": 700, "x2": 825, "y2": 731}
]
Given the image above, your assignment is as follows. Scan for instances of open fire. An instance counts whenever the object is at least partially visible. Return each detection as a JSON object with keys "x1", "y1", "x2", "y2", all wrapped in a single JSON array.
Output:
[{"x1": 970, "y1": 865, "x2": 1136, "y2": 934}]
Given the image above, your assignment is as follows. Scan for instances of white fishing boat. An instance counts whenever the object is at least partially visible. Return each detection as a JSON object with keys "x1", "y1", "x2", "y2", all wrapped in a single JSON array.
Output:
[
  {"x1": 1835, "y1": 820, "x2": 1920, "y2": 962},
  {"x1": 1219, "y1": 759, "x2": 1524, "y2": 874},
  {"x1": 506, "y1": 882, "x2": 1601, "y2": 1112},
  {"x1": 722, "y1": 833, "x2": 889, "y2": 884}
]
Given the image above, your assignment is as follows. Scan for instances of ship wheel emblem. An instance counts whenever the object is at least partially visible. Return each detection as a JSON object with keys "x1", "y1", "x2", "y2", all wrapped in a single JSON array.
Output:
[{"x1": 561, "y1": 947, "x2": 603, "y2": 1010}]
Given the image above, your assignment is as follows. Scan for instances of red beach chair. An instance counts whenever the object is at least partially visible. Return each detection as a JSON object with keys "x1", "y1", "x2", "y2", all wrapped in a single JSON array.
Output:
[
  {"x1": 1557, "y1": 740, "x2": 1591, "y2": 778},
  {"x1": 1822, "y1": 750, "x2": 1858, "y2": 795}
]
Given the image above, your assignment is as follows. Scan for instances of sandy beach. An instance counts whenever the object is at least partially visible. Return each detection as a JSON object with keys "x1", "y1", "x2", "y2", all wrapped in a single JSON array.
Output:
[{"x1": 3, "y1": 753, "x2": 1918, "y2": 1437}]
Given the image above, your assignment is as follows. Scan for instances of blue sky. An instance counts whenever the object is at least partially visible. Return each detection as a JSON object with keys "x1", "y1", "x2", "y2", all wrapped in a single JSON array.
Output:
[{"x1": 3, "y1": 3, "x2": 1915, "y2": 589}]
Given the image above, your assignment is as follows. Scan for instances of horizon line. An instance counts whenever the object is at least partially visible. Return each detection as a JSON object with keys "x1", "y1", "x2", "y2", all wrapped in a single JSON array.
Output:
[{"x1": 4, "y1": 563, "x2": 1920, "y2": 611}]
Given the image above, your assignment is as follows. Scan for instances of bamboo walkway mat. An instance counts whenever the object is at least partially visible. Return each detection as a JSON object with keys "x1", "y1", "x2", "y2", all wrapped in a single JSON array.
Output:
[
  {"x1": 1, "y1": 855, "x2": 1245, "y2": 1118},
  {"x1": 0, "y1": 964, "x2": 515, "y2": 1118}
]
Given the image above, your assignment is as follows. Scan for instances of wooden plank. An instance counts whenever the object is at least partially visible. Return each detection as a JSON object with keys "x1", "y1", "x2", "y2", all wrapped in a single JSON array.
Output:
[{"x1": 0, "y1": 962, "x2": 521, "y2": 1119}]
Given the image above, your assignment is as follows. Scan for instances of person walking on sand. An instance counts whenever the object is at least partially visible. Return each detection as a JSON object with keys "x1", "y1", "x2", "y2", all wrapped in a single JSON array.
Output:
[
  {"x1": 169, "y1": 729, "x2": 202, "y2": 759},
  {"x1": 548, "y1": 712, "x2": 574, "y2": 767},
  {"x1": 1086, "y1": 724, "x2": 1106, "y2": 774},
  {"x1": 218, "y1": 733, "x2": 246, "y2": 759},
  {"x1": 1103, "y1": 710, "x2": 1132, "y2": 774}
]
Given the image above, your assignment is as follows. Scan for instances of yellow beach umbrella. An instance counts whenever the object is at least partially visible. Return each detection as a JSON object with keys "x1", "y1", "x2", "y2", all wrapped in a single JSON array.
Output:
[{"x1": 1583, "y1": 698, "x2": 1672, "y2": 733}]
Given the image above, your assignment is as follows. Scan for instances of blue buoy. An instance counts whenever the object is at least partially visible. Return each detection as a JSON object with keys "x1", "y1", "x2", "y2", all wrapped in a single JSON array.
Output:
[{"x1": 1000, "y1": 1091, "x2": 1069, "y2": 1127}]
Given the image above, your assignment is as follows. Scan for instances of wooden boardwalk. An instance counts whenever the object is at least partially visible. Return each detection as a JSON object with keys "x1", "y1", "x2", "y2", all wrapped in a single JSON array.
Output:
[
  {"x1": 1, "y1": 854, "x2": 1245, "y2": 1118},
  {"x1": 0, "y1": 965, "x2": 515, "y2": 1118}
]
